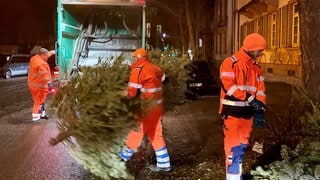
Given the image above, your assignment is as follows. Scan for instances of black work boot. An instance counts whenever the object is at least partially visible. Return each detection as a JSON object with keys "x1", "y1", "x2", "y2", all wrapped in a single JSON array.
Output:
[{"x1": 40, "y1": 115, "x2": 49, "y2": 120}]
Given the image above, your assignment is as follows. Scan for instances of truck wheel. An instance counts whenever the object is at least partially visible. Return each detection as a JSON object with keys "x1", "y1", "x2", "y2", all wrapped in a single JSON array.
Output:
[{"x1": 5, "y1": 70, "x2": 11, "y2": 79}]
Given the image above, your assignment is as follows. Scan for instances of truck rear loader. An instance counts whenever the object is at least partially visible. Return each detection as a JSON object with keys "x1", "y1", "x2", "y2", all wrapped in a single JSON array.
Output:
[{"x1": 56, "y1": 0, "x2": 146, "y2": 83}]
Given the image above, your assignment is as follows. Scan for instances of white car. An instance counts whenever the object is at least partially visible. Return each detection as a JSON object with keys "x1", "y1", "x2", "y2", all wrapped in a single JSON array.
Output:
[{"x1": 0, "y1": 54, "x2": 31, "y2": 79}]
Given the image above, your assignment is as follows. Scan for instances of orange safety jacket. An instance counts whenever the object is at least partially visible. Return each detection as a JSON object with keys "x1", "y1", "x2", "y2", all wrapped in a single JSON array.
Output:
[
  {"x1": 128, "y1": 57, "x2": 164, "y2": 112},
  {"x1": 28, "y1": 54, "x2": 52, "y2": 91},
  {"x1": 219, "y1": 48, "x2": 266, "y2": 118}
]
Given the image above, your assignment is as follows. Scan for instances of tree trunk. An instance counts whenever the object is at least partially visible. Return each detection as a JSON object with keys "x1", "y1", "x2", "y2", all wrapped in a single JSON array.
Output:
[
  {"x1": 185, "y1": 0, "x2": 196, "y2": 58},
  {"x1": 179, "y1": 0, "x2": 186, "y2": 54},
  {"x1": 299, "y1": 0, "x2": 320, "y2": 100}
]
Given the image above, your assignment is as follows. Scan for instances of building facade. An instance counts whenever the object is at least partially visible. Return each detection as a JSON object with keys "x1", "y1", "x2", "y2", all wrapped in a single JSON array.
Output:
[{"x1": 213, "y1": 0, "x2": 302, "y2": 85}]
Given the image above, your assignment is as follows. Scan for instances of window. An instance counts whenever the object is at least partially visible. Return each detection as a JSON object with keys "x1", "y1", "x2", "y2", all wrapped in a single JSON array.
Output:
[
  {"x1": 292, "y1": 3, "x2": 300, "y2": 47},
  {"x1": 267, "y1": 68, "x2": 273, "y2": 73},
  {"x1": 271, "y1": 13, "x2": 276, "y2": 48},
  {"x1": 288, "y1": 70, "x2": 295, "y2": 76}
]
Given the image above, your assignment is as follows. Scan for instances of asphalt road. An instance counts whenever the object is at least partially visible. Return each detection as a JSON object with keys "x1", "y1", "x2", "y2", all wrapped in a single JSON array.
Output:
[{"x1": 0, "y1": 76, "x2": 94, "y2": 180}]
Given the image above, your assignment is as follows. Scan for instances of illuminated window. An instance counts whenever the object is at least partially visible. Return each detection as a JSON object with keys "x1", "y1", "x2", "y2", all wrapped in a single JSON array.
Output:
[{"x1": 292, "y1": 3, "x2": 300, "y2": 47}]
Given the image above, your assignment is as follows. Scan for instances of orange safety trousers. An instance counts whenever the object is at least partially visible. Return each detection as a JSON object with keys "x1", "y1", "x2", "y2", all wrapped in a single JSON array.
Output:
[
  {"x1": 224, "y1": 115, "x2": 253, "y2": 176},
  {"x1": 126, "y1": 106, "x2": 165, "y2": 151},
  {"x1": 29, "y1": 87, "x2": 48, "y2": 114}
]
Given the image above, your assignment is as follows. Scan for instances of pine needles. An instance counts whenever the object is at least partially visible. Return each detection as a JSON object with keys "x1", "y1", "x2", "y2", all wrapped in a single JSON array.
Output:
[
  {"x1": 50, "y1": 57, "x2": 140, "y2": 179},
  {"x1": 49, "y1": 51, "x2": 190, "y2": 179},
  {"x1": 251, "y1": 85, "x2": 320, "y2": 179}
]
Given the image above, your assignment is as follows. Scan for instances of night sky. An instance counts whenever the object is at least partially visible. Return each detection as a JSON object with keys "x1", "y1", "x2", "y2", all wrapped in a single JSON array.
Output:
[
  {"x1": 0, "y1": 0, "x2": 177, "y2": 47},
  {"x1": 0, "y1": 0, "x2": 213, "y2": 52},
  {"x1": 0, "y1": 0, "x2": 57, "y2": 48}
]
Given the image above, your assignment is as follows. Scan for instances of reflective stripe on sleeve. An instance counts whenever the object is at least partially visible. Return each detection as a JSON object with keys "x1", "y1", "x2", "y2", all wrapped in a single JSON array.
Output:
[
  {"x1": 226, "y1": 85, "x2": 257, "y2": 96},
  {"x1": 128, "y1": 82, "x2": 142, "y2": 89},
  {"x1": 237, "y1": 85, "x2": 257, "y2": 92},
  {"x1": 221, "y1": 71, "x2": 235, "y2": 78},
  {"x1": 226, "y1": 85, "x2": 238, "y2": 96},
  {"x1": 256, "y1": 91, "x2": 266, "y2": 97},
  {"x1": 141, "y1": 87, "x2": 162, "y2": 93}
]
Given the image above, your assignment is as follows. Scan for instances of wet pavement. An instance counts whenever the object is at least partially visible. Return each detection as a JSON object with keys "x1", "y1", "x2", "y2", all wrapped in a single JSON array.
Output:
[
  {"x1": 0, "y1": 112, "x2": 93, "y2": 180},
  {"x1": 0, "y1": 77, "x2": 94, "y2": 180}
]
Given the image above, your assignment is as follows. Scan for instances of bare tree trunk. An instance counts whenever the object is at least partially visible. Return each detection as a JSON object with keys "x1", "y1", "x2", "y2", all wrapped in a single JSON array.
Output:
[
  {"x1": 179, "y1": 0, "x2": 186, "y2": 54},
  {"x1": 299, "y1": 0, "x2": 320, "y2": 100},
  {"x1": 185, "y1": 0, "x2": 196, "y2": 58}
]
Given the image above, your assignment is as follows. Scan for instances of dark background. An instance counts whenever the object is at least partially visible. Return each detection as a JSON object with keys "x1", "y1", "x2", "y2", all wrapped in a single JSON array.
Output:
[
  {"x1": 0, "y1": 0, "x2": 214, "y2": 55},
  {"x1": 0, "y1": 0, "x2": 56, "y2": 52}
]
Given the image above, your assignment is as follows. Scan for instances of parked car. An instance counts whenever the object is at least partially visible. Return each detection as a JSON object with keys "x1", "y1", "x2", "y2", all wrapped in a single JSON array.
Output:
[
  {"x1": 185, "y1": 60, "x2": 220, "y2": 100},
  {"x1": 0, "y1": 54, "x2": 31, "y2": 79}
]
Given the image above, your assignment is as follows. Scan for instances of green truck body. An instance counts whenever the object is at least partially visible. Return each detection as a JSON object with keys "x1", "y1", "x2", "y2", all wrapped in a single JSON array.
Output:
[{"x1": 56, "y1": 0, "x2": 145, "y2": 80}]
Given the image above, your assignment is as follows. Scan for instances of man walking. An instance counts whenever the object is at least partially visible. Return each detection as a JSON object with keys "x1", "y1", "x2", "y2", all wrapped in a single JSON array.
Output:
[
  {"x1": 119, "y1": 48, "x2": 171, "y2": 172},
  {"x1": 28, "y1": 48, "x2": 55, "y2": 122},
  {"x1": 219, "y1": 33, "x2": 267, "y2": 180}
]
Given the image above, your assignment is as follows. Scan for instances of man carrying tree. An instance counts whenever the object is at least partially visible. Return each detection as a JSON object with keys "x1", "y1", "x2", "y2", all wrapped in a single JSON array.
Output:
[{"x1": 119, "y1": 48, "x2": 171, "y2": 172}]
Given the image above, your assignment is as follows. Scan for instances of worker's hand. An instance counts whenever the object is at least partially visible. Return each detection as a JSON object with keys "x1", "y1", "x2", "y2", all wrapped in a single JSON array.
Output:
[
  {"x1": 250, "y1": 98, "x2": 265, "y2": 113},
  {"x1": 48, "y1": 82, "x2": 54, "y2": 93},
  {"x1": 253, "y1": 111, "x2": 265, "y2": 128},
  {"x1": 121, "y1": 90, "x2": 128, "y2": 96},
  {"x1": 48, "y1": 50, "x2": 56, "y2": 57},
  {"x1": 250, "y1": 97, "x2": 266, "y2": 128}
]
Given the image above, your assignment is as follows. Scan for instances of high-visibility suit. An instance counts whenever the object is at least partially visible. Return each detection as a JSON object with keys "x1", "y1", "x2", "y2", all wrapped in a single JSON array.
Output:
[
  {"x1": 219, "y1": 33, "x2": 266, "y2": 180},
  {"x1": 28, "y1": 50, "x2": 53, "y2": 122},
  {"x1": 119, "y1": 49, "x2": 171, "y2": 171}
]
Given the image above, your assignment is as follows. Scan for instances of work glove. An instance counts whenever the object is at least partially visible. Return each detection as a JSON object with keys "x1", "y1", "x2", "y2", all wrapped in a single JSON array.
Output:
[
  {"x1": 250, "y1": 98, "x2": 265, "y2": 113},
  {"x1": 251, "y1": 98, "x2": 266, "y2": 128},
  {"x1": 246, "y1": 93, "x2": 265, "y2": 112},
  {"x1": 246, "y1": 94, "x2": 265, "y2": 128},
  {"x1": 253, "y1": 111, "x2": 265, "y2": 128}
]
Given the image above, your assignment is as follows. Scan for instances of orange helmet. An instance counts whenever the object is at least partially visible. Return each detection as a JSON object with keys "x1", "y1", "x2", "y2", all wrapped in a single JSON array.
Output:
[
  {"x1": 243, "y1": 33, "x2": 266, "y2": 51},
  {"x1": 132, "y1": 48, "x2": 148, "y2": 58}
]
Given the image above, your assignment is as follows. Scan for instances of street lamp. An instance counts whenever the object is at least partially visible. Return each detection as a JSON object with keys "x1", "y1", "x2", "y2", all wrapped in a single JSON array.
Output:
[{"x1": 161, "y1": 33, "x2": 167, "y2": 51}]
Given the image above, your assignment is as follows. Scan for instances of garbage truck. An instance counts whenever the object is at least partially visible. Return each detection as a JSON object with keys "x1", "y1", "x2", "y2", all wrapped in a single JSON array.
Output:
[{"x1": 55, "y1": 0, "x2": 146, "y2": 83}]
